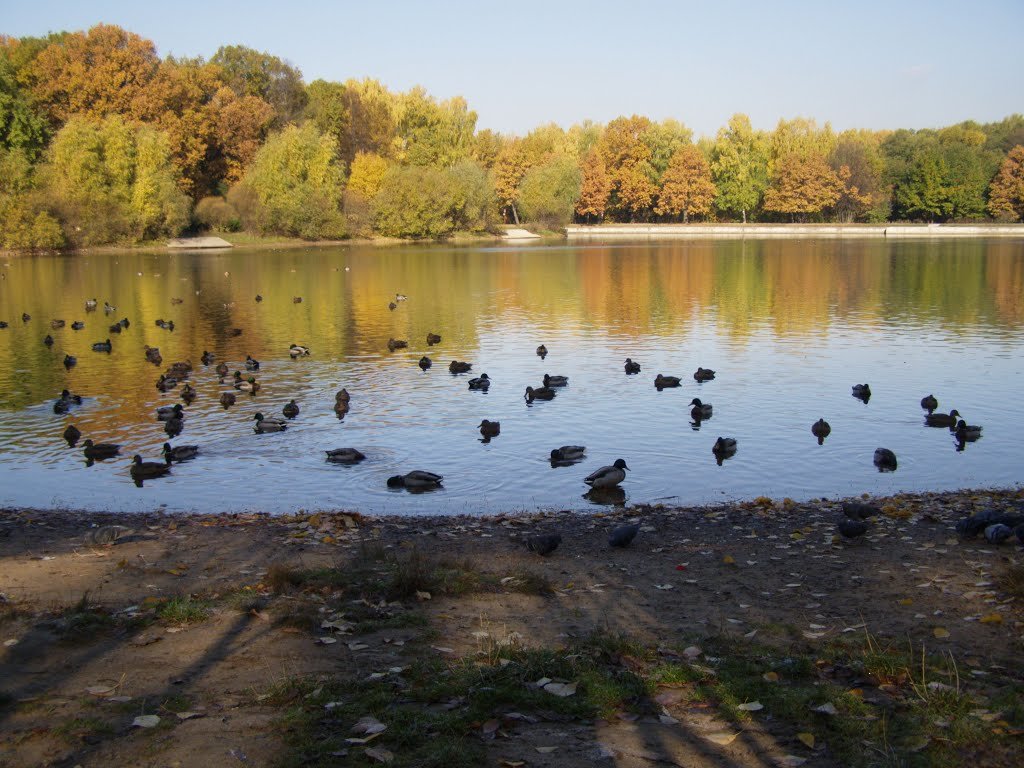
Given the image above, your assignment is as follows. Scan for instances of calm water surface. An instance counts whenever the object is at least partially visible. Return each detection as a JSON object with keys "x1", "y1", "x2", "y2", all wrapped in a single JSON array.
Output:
[{"x1": 1, "y1": 238, "x2": 1022, "y2": 516}]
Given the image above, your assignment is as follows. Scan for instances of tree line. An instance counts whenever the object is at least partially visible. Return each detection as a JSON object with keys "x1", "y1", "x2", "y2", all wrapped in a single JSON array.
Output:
[{"x1": 2, "y1": 24, "x2": 1024, "y2": 250}]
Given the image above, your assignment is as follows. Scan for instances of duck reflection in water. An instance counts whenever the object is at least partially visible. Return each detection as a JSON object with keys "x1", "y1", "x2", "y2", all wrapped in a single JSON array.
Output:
[{"x1": 583, "y1": 486, "x2": 627, "y2": 506}]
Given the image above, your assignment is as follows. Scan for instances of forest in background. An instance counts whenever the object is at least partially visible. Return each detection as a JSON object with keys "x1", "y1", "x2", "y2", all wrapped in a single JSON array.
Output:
[{"x1": 2, "y1": 24, "x2": 1024, "y2": 250}]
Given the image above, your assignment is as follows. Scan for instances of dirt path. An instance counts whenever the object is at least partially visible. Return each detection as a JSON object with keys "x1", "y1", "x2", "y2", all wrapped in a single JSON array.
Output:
[{"x1": 1, "y1": 489, "x2": 1022, "y2": 767}]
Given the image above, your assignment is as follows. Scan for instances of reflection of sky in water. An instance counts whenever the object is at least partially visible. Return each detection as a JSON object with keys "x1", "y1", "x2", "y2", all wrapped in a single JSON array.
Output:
[{"x1": 0, "y1": 238, "x2": 1022, "y2": 516}]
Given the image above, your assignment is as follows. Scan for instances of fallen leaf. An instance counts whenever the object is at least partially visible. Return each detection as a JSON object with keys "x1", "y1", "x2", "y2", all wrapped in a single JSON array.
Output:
[
  {"x1": 352, "y1": 716, "x2": 387, "y2": 735},
  {"x1": 763, "y1": 672, "x2": 780, "y2": 683},
  {"x1": 365, "y1": 746, "x2": 394, "y2": 763},
  {"x1": 654, "y1": 583, "x2": 674, "y2": 590},
  {"x1": 348, "y1": 642, "x2": 369, "y2": 651},
  {"x1": 86, "y1": 685, "x2": 115, "y2": 696},
  {"x1": 683, "y1": 645, "x2": 702, "y2": 659},
  {"x1": 705, "y1": 732, "x2": 739, "y2": 745},
  {"x1": 316, "y1": 637, "x2": 338, "y2": 645},
  {"x1": 481, "y1": 719, "x2": 500, "y2": 735},
  {"x1": 980, "y1": 613, "x2": 1003, "y2": 625},
  {"x1": 176, "y1": 711, "x2": 204, "y2": 721},
  {"x1": 737, "y1": 701, "x2": 763, "y2": 711},
  {"x1": 777, "y1": 756, "x2": 807, "y2": 767},
  {"x1": 797, "y1": 732, "x2": 815, "y2": 748},
  {"x1": 898, "y1": 598, "x2": 913, "y2": 606},
  {"x1": 432, "y1": 646, "x2": 455, "y2": 654},
  {"x1": 415, "y1": 591, "x2": 431, "y2": 601},
  {"x1": 543, "y1": 681, "x2": 578, "y2": 697},
  {"x1": 813, "y1": 703, "x2": 838, "y2": 716},
  {"x1": 723, "y1": 555, "x2": 735, "y2": 564},
  {"x1": 132, "y1": 715, "x2": 160, "y2": 728},
  {"x1": 933, "y1": 627, "x2": 950, "y2": 638},
  {"x1": 536, "y1": 746, "x2": 558, "y2": 753}
]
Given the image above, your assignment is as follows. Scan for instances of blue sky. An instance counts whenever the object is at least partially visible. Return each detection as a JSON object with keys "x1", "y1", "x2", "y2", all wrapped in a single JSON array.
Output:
[{"x1": 4, "y1": 0, "x2": 1022, "y2": 138}]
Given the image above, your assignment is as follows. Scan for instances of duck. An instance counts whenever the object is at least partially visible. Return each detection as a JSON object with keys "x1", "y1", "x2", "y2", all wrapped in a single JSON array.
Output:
[
  {"x1": 873, "y1": 447, "x2": 897, "y2": 471},
  {"x1": 584, "y1": 458, "x2": 629, "y2": 489},
  {"x1": 325, "y1": 448, "x2": 366, "y2": 464},
  {"x1": 811, "y1": 418, "x2": 831, "y2": 445},
  {"x1": 201, "y1": 351, "x2": 215, "y2": 365},
  {"x1": 954, "y1": 420, "x2": 982, "y2": 442},
  {"x1": 712, "y1": 437, "x2": 738, "y2": 457},
  {"x1": 654, "y1": 374, "x2": 681, "y2": 389},
  {"x1": 91, "y1": 338, "x2": 112, "y2": 352},
  {"x1": 478, "y1": 419, "x2": 501, "y2": 438},
  {"x1": 925, "y1": 409, "x2": 961, "y2": 428},
  {"x1": 419, "y1": 356, "x2": 432, "y2": 370},
  {"x1": 624, "y1": 358, "x2": 641, "y2": 374},
  {"x1": 282, "y1": 399, "x2": 300, "y2": 418},
  {"x1": 219, "y1": 392, "x2": 236, "y2": 407},
  {"x1": 103, "y1": 302, "x2": 115, "y2": 314},
  {"x1": 170, "y1": 297, "x2": 183, "y2": 305},
  {"x1": 449, "y1": 360, "x2": 472, "y2": 373},
  {"x1": 156, "y1": 403, "x2": 184, "y2": 421},
  {"x1": 468, "y1": 373, "x2": 491, "y2": 390},
  {"x1": 335, "y1": 388, "x2": 351, "y2": 404},
  {"x1": 387, "y1": 338, "x2": 408, "y2": 351},
  {"x1": 333, "y1": 400, "x2": 350, "y2": 417},
  {"x1": 255, "y1": 294, "x2": 263, "y2": 302},
  {"x1": 388, "y1": 301, "x2": 397, "y2": 311},
  {"x1": 155, "y1": 374, "x2": 178, "y2": 392},
  {"x1": 387, "y1": 470, "x2": 443, "y2": 489},
  {"x1": 920, "y1": 394, "x2": 938, "y2": 414},
  {"x1": 71, "y1": 320, "x2": 84, "y2": 330},
  {"x1": 180, "y1": 383, "x2": 197, "y2": 403},
  {"x1": 63, "y1": 424, "x2": 82, "y2": 445},
  {"x1": 82, "y1": 439, "x2": 121, "y2": 460},
  {"x1": 164, "y1": 415, "x2": 184, "y2": 437},
  {"x1": 145, "y1": 346, "x2": 162, "y2": 364},
  {"x1": 0, "y1": 320, "x2": 8, "y2": 328},
  {"x1": 43, "y1": 334, "x2": 54, "y2": 346},
  {"x1": 119, "y1": 317, "x2": 130, "y2": 329},
  {"x1": 53, "y1": 389, "x2": 83, "y2": 414},
  {"x1": 215, "y1": 362, "x2": 229, "y2": 377},
  {"x1": 526, "y1": 533, "x2": 561, "y2": 556},
  {"x1": 253, "y1": 412, "x2": 287, "y2": 433},
  {"x1": 237, "y1": 376, "x2": 260, "y2": 394},
  {"x1": 292, "y1": 296, "x2": 302, "y2": 303},
  {"x1": 395, "y1": 292, "x2": 407, "y2": 302},
  {"x1": 244, "y1": 355, "x2": 260, "y2": 371},
  {"x1": 689, "y1": 398, "x2": 713, "y2": 419},
  {"x1": 426, "y1": 332, "x2": 441, "y2": 345},
  {"x1": 550, "y1": 445, "x2": 586, "y2": 463},
  {"x1": 63, "y1": 354, "x2": 77, "y2": 367},
  {"x1": 85, "y1": 298, "x2": 98, "y2": 311},
  {"x1": 837, "y1": 518, "x2": 869, "y2": 541},
  {"x1": 108, "y1": 322, "x2": 122, "y2": 334},
  {"x1": 162, "y1": 442, "x2": 198, "y2": 462},
  {"x1": 50, "y1": 319, "x2": 65, "y2": 329},
  {"x1": 525, "y1": 385, "x2": 556, "y2": 402},
  {"x1": 289, "y1": 343, "x2": 310, "y2": 357},
  {"x1": 536, "y1": 344, "x2": 548, "y2": 359},
  {"x1": 694, "y1": 367, "x2": 716, "y2": 382},
  {"x1": 543, "y1": 374, "x2": 569, "y2": 387},
  {"x1": 229, "y1": 328, "x2": 243, "y2": 337},
  {"x1": 130, "y1": 454, "x2": 171, "y2": 480},
  {"x1": 852, "y1": 383, "x2": 871, "y2": 401},
  {"x1": 21, "y1": 312, "x2": 30, "y2": 322},
  {"x1": 608, "y1": 523, "x2": 640, "y2": 548}
]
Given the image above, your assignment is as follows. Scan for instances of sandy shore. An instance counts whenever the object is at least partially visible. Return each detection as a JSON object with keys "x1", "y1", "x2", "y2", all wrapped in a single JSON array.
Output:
[{"x1": 1, "y1": 488, "x2": 1022, "y2": 767}]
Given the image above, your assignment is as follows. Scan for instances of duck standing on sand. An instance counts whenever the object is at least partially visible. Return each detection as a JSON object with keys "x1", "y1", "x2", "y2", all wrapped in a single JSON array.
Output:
[{"x1": 584, "y1": 458, "x2": 629, "y2": 489}]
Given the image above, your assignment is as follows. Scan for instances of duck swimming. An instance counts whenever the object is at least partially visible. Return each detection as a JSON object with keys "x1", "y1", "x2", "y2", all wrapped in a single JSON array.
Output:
[
  {"x1": 873, "y1": 447, "x2": 897, "y2": 471},
  {"x1": 325, "y1": 448, "x2": 366, "y2": 464},
  {"x1": 419, "y1": 356, "x2": 432, "y2": 370},
  {"x1": 954, "y1": 420, "x2": 982, "y2": 442},
  {"x1": 92, "y1": 338, "x2": 112, "y2": 352},
  {"x1": 449, "y1": 360, "x2": 472, "y2": 373},
  {"x1": 712, "y1": 437, "x2": 737, "y2": 465},
  {"x1": 387, "y1": 470, "x2": 443, "y2": 489},
  {"x1": 387, "y1": 338, "x2": 408, "y2": 351},
  {"x1": 245, "y1": 355, "x2": 260, "y2": 371},
  {"x1": 536, "y1": 344, "x2": 548, "y2": 359},
  {"x1": 694, "y1": 367, "x2": 716, "y2": 382},
  {"x1": 920, "y1": 394, "x2": 938, "y2": 414},
  {"x1": 690, "y1": 398, "x2": 713, "y2": 419},
  {"x1": 811, "y1": 418, "x2": 831, "y2": 444},
  {"x1": 925, "y1": 409, "x2": 961, "y2": 428},
  {"x1": 130, "y1": 454, "x2": 171, "y2": 480},
  {"x1": 551, "y1": 445, "x2": 586, "y2": 463},
  {"x1": 478, "y1": 419, "x2": 500, "y2": 439},
  {"x1": 584, "y1": 458, "x2": 629, "y2": 489},
  {"x1": 468, "y1": 373, "x2": 491, "y2": 390},
  {"x1": 162, "y1": 442, "x2": 198, "y2": 462},
  {"x1": 525, "y1": 385, "x2": 556, "y2": 402},
  {"x1": 654, "y1": 374, "x2": 681, "y2": 389},
  {"x1": 282, "y1": 399, "x2": 300, "y2": 418},
  {"x1": 543, "y1": 374, "x2": 569, "y2": 387},
  {"x1": 289, "y1": 343, "x2": 310, "y2": 357},
  {"x1": 852, "y1": 383, "x2": 871, "y2": 402},
  {"x1": 426, "y1": 332, "x2": 441, "y2": 345},
  {"x1": 624, "y1": 358, "x2": 641, "y2": 374},
  {"x1": 157, "y1": 403, "x2": 184, "y2": 421},
  {"x1": 253, "y1": 412, "x2": 287, "y2": 433},
  {"x1": 83, "y1": 439, "x2": 120, "y2": 460}
]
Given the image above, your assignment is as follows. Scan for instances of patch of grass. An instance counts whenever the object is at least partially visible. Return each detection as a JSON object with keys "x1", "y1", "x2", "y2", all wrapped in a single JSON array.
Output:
[
  {"x1": 997, "y1": 564, "x2": 1024, "y2": 598},
  {"x1": 54, "y1": 593, "x2": 114, "y2": 641},
  {"x1": 219, "y1": 586, "x2": 268, "y2": 613},
  {"x1": 505, "y1": 569, "x2": 555, "y2": 596},
  {"x1": 157, "y1": 693, "x2": 194, "y2": 714},
  {"x1": 52, "y1": 716, "x2": 115, "y2": 743},
  {"x1": 157, "y1": 595, "x2": 210, "y2": 624}
]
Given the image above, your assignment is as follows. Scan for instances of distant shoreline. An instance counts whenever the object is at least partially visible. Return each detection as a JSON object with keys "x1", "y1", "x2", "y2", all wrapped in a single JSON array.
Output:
[{"x1": 566, "y1": 223, "x2": 1024, "y2": 239}]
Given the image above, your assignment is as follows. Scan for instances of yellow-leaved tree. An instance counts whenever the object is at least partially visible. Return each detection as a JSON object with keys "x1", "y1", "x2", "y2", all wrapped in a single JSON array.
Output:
[
  {"x1": 988, "y1": 145, "x2": 1024, "y2": 221},
  {"x1": 575, "y1": 149, "x2": 611, "y2": 223},
  {"x1": 655, "y1": 145, "x2": 716, "y2": 223},
  {"x1": 763, "y1": 152, "x2": 843, "y2": 221}
]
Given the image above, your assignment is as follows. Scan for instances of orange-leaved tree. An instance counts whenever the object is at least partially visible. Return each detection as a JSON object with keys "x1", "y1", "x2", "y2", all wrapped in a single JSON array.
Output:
[
  {"x1": 655, "y1": 145, "x2": 716, "y2": 223},
  {"x1": 575, "y1": 149, "x2": 611, "y2": 223},
  {"x1": 988, "y1": 145, "x2": 1024, "y2": 221},
  {"x1": 763, "y1": 152, "x2": 844, "y2": 221}
]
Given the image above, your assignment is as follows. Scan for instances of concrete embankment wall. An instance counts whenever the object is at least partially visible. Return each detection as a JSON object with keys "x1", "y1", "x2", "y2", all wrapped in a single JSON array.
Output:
[{"x1": 565, "y1": 224, "x2": 1024, "y2": 239}]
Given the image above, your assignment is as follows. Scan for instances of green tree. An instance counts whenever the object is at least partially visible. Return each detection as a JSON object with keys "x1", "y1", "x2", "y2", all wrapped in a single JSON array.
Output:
[
  {"x1": 235, "y1": 123, "x2": 345, "y2": 239},
  {"x1": 41, "y1": 115, "x2": 189, "y2": 244},
  {"x1": 0, "y1": 147, "x2": 63, "y2": 249},
  {"x1": 517, "y1": 155, "x2": 581, "y2": 228},
  {"x1": 396, "y1": 87, "x2": 476, "y2": 167},
  {"x1": 763, "y1": 152, "x2": 843, "y2": 221},
  {"x1": 644, "y1": 118, "x2": 693, "y2": 180},
  {"x1": 988, "y1": 145, "x2": 1024, "y2": 221},
  {"x1": 211, "y1": 44, "x2": 306, "y2": 126},
  {"x1": 710, "y1": 113, "x2": 769, "y2": 222},
  {"x1": 372, "y1": 165, "x2": 457, "y2": 238},
  {"x1": 0, "y1": 49, "x2": 50, "y2": 156},
  {"x1": 575, "y1": 149, "x2": 612, "y2": 223},
  {"x1": 447, "y1": 159, "x2": 498, "y2": 232},
  {"x1": 892, "y1": 148, "x2": 952, "y2": 221},
  {"x1": 828, "y1": 130, "x2": 886, "y2": 221},
  {"x1": 655, "y1": 144, "x2": 716, "y2": 222},
  {"x1": 492, "y1": 142, "x2": 530, "y2": 224},
  {"x1": 471, "y1": 128, "x2": 504, "y2": 169}
]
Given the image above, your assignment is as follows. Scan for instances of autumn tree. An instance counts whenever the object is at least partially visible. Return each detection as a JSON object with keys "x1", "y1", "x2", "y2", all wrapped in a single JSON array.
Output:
[
  {"x1": 0, "y1": 48, "x2": 50, "y2": 157},
  {"x1": 347, "y1": 152, "x2": 391, "y2": 200},
  {"x1": 235, "y1": 123, "x2": 345, "y2": 239},
  {"x1": 710, "y1": 113, "x2": 769, "y2": 222},
  {"x1": 492, "y1": 142, "x2": 530, "y2": 224},
  {"x1": 763, "y1": 152, "x2": 843, "y2": 221},
  {"x1": 372, "y1": 165, "x2": 457, "y2": 238},
  {"x1": 828, "y1": 131, "x2": 885, "y2": 221},
  {"x1": 644, "y1": 119, "x2": 693, "y2": 180},
  {"x1": 599, "y1": 116, "x2": 658, "y2": 221},
  {"x1": 655, "y1": 145, "x2": 716, "y2": 222},
  {"x1": 447, "y1": 159, "x2": 498, "y2": 232},
  {"x1": 396, "y1": 88, "x2": 476, "y2": 167},
  {"x1": 471, "y1": 128, "x2": 504, "y2": 169},
  {"x1": 987, "y1": 145, "x2": 1024, "y2": 220},
  {"x1": 0, "y1": 147, "x2": 63, "y2": 249},
  {"x1": 211, "y1": 45, "x2": 306, "y2": 126},
  {"x1": 613, "y1": 161, "x2": 657, "y2": 221},
  {"x1": 517, "y1": 155, "x2": 581, "y2": 228},
  {"x1": 575, "y1": 149, "x2": 612, "y2": 223},
  {"x1": 28, "y1": 25, "x2": 160, "y2": 124}
]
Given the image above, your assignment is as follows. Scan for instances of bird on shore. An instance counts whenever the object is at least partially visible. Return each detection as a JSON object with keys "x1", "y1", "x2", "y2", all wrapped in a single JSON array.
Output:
[
  {"x1": 282, "y1": 399, "x2": 300, "y2": 418},
  {"x1": 87, "y1": 525, "x2": 133, "y2": 545},
  {"x1": 468, "y1": 373, "x2": 491, "y2": 391},
  {"x1": 694, "y1": 367, "x2": 716, "y2": 382},
  {"x1": 837, "y1": 517, "x2": 869, "y2": 541},
  {"x1": 543, "y1": 374, "x2": 569, "y2": 387},
  {"x1": 624, "y1": 358, "x2": 641, "y2": 374},
  {"x1": 253, "y1": 413, "x2": 287, "y2": 433},
  {"x1": 584, "y1": 458, "x2": 629, "y2": 489},
  {"x1": 525, "y1": 385, "x2": 556, "y2": 402},
  {"x1": 162, "y1": 442, "x2": 198, "y2": 462},
  {"x1": 326, "y1": 448, "x2": 366, "y2": 464},
  {"x1": 387, "y1": 470, "x2": 443, "y2": 490},
  {"x1": 690, "y1": 398, "x2": 713, "y2": 420},
  {"x1": 419, "y1": 356, "x2": 432, "y2": 370},
  {"x1": 82, "y1": 439, "x2": 120, "y2": 460},
  {"x1": 551, "y1": 445, "x2": 586, "y2": 463},
  {"x1": 526, "y1": 533, "x2": 561, "y2": 556},
  {"x1": 478, "y1": 419, "x2": 501, "y2": 440},
  {"x1": 842, "y1": 501, "x2": 880, "y2": 520},
  {"x1": 852, "y1": 383, "x2": 871, "y2": 402},
  {"x1": 984, "y1": 524, "x2": 1014, "y2": 545},
  {"x1": 921, "y1": 394, "x2": 938, "y2": 414},
  {"x1": 608, "y1": 523, "x2": 640, "y2": 548},
  {"x1": 873, "y1": 447, "x2": 897, "y2": 471},
  {"x1": 925, "y1": 409, "x2": 961, "y2": 428},
  {"x1": 811, "y1": 418, "x2": 831, "y2": 445},
  {"x1": 955, "y1": 510, "x2": 1024, "y2": 538},
  {"x1": 654, "y1": 374, "x2": 681, "y2": 389},
  {"x1": 130, "y1": 454, "x2": 171, "y2": 480}
]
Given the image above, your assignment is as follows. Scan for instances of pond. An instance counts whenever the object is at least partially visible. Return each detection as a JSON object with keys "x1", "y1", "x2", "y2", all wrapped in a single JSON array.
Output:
[{"x1": 0, "y1": 238, "x2": 1022, "y2": 516}]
